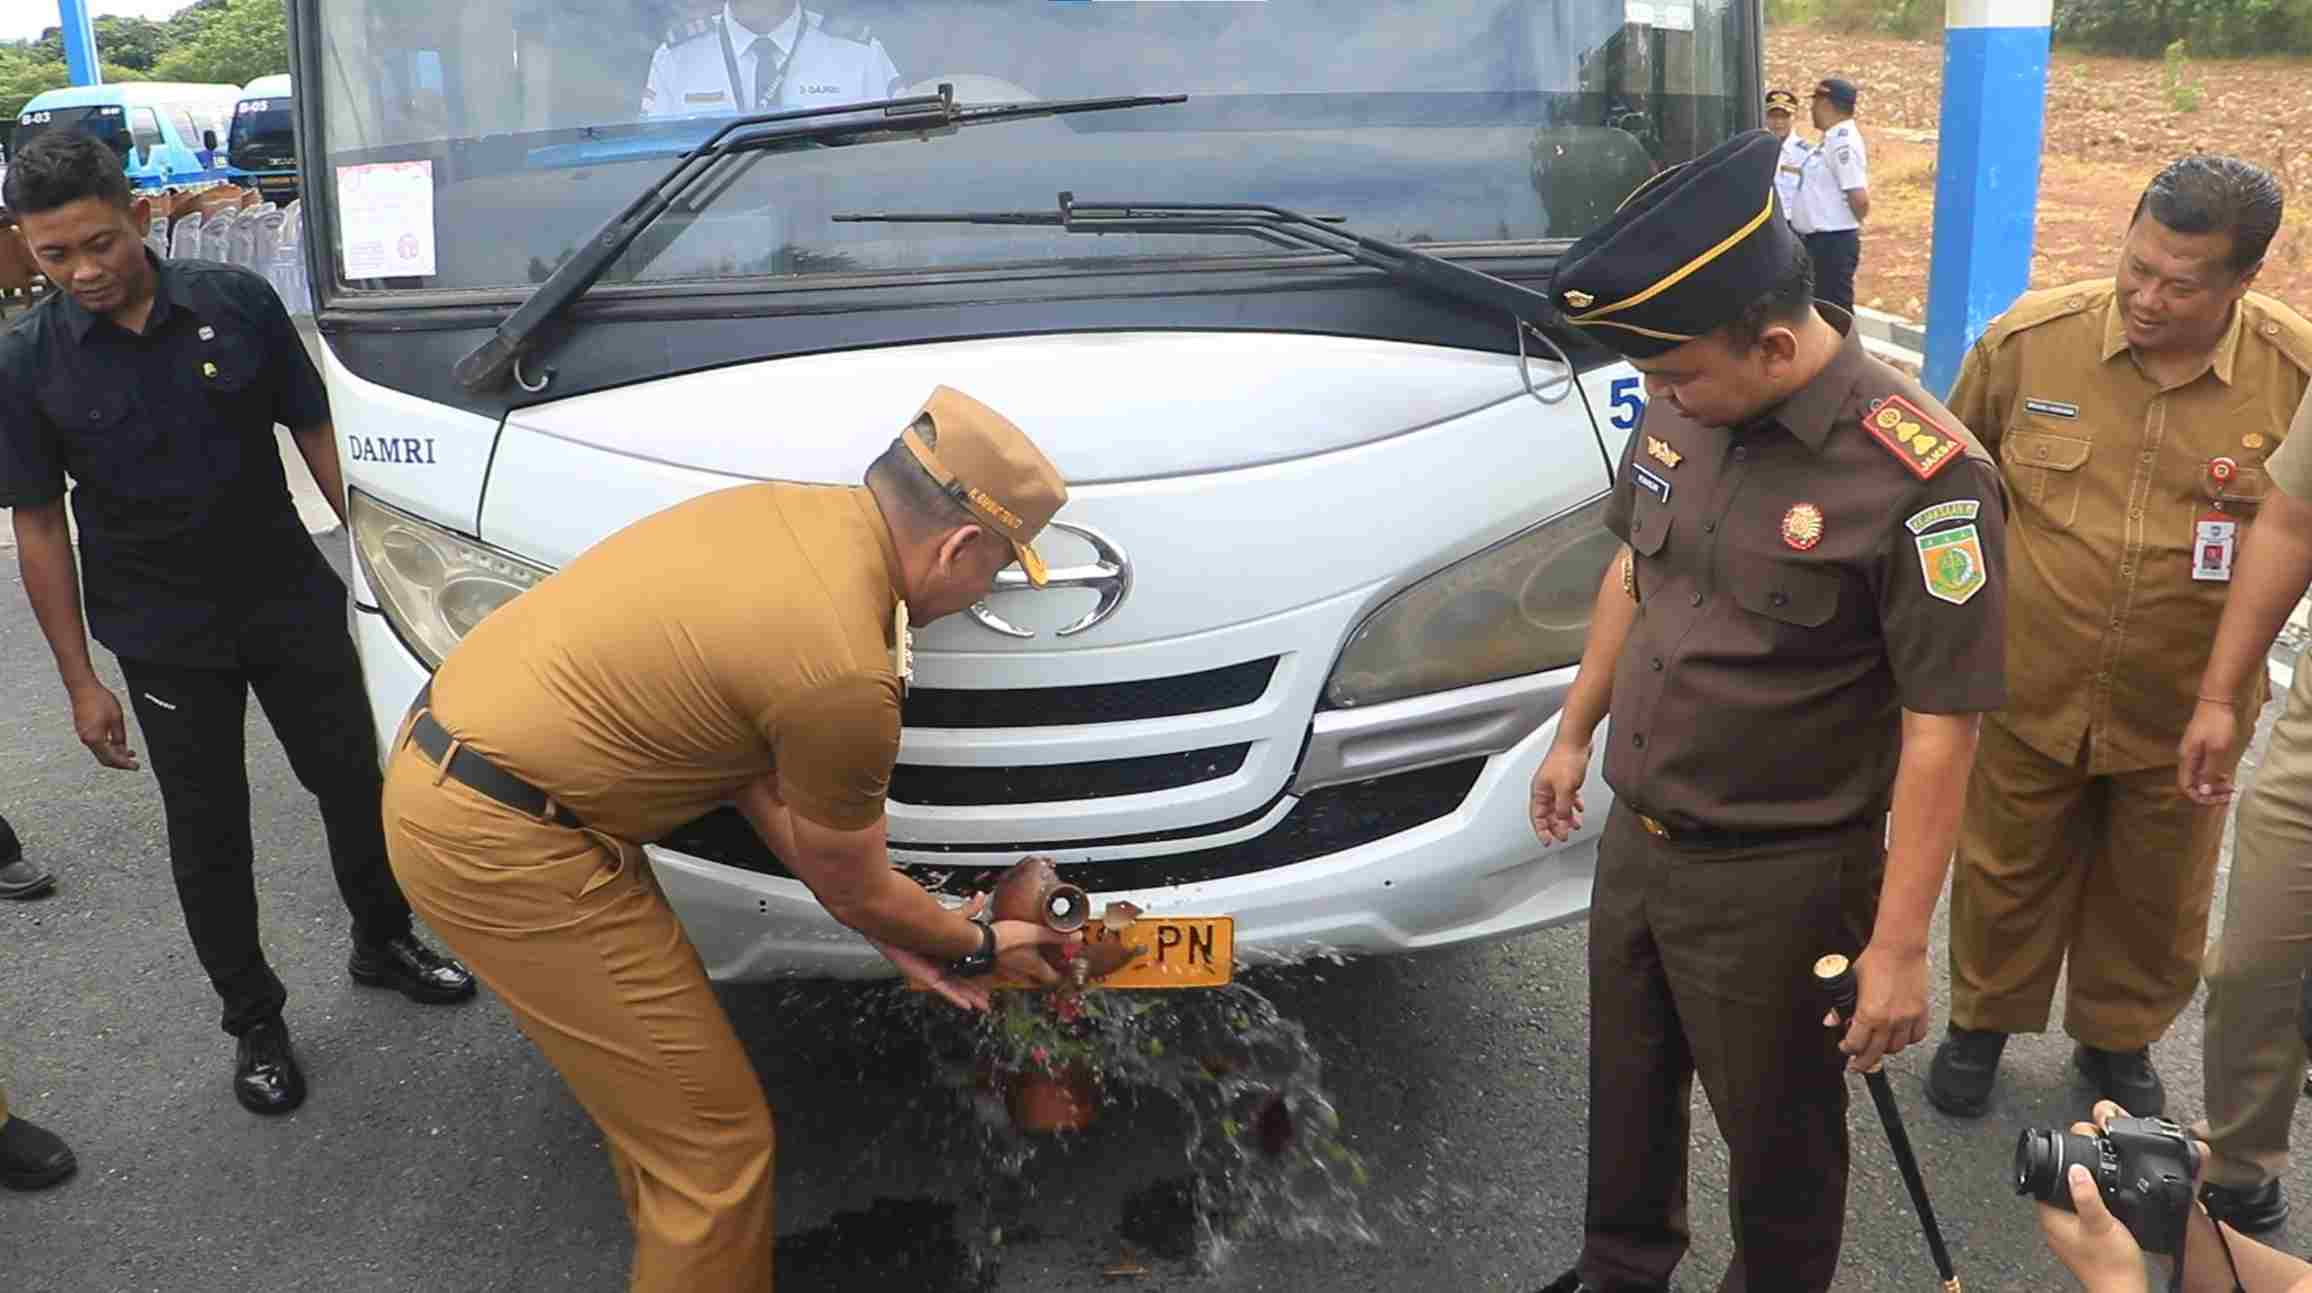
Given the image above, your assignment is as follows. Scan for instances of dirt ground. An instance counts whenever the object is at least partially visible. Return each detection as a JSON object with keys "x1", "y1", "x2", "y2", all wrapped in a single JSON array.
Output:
[{"x1": 1765, "y1": 24, "x2": 2312, "y2": 321}]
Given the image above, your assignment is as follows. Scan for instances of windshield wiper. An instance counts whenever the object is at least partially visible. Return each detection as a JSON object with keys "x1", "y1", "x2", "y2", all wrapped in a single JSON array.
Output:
[
  {"x1": 835, "y1": 191, "x2": 1607, "y2": 467},
  {"x1": 455, "y1": 88, "x2": 1186, "y2": 394},
  {"x1": 839, "y1": 192, "x2": 1608, "y2": 465},
  {"x1": 836, "y1": 191, "x2": 1571, "y2": 333}
]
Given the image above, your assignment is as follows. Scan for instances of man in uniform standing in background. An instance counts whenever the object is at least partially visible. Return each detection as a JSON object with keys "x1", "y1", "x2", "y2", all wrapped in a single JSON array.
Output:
[
  {"x1": 1527, "y1": 129, "x2": 2007, "y2": 1293},
  {"x1": 1792, "y1": 76, "x2": 1869, "y2": 314},
  {"x1": 1767, "y1": 88, "x2": 1810, "y2": 225},
  {"x1": 641, "y1": 0, "x2": 903, "y2": 119},
  {"x1": 383, "y1": 387, "x2": 1079, "y2": 1292},
  {"x1": 1929, "y1": 156, "x2": 2312, "y2": 1125}
]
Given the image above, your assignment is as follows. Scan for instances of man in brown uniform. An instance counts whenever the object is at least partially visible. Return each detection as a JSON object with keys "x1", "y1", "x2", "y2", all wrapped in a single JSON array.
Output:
[
  {"x1": 2175, "y1": 387, "x2": 2312, "y2": 1236},
  {"x1": 1527, "y1": 130, "x2": 2007, "y2": 1293},
  {"x1": 1929, "y1": 156, "x2": 2312, "y2": 1122},
  {"x1": 382, "y1": 386, "x2": 1079, "y2": 1292}
]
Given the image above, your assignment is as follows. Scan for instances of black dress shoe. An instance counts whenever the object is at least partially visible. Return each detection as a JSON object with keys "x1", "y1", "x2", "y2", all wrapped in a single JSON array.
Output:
[
  {"x1": 235, "y1": 1018, "x2": 306, "y2": 1115},
  {"x1": 2074, "y1": 1044, "x2": 2165, "y2": 1116},
  {"x1": 1924, "y1": 1027, "x2": 2008, "y2": 1117},
  {"x1": 1535, "y1": 1272, "x2": 1592, "y2": 1293},
  {"x1": 0, "y1": 856, "x2": 55, "y2": 900},
  {"x1": 0, "y1": 1114, "x2": 76, "y2": 1190},
  {"x1": 2203, "y1": 1178, "x2": 2290, "y2": 1235},
  {"x1": 349, "y1": 933, "x2": 477, "y2": 1004}
]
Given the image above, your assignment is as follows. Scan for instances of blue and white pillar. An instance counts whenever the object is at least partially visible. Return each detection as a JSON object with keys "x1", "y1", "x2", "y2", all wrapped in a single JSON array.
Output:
[
  {"x1": 58, "y1": 0, "x2": 104, "y2": 86},
  {"x1": 1922, "y1": 0, "x2": 2050, "y2": 395}
]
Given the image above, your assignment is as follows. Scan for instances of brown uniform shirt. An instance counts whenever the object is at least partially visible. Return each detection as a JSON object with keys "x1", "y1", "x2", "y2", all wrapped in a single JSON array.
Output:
[
  {"x1": 1946, "y1": 283, "x2": 2312, "y2": 773},
  {"x1": 1603, "y1": 313, "x2": 2009, "y2": 833},
  {"x1": 427, "y1": 484, "x2": 907, "y2": 840}
]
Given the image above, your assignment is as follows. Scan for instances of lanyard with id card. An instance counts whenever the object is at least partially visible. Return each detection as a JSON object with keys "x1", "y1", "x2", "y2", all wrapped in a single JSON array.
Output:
[{"x1": 2194, "y1": 457, "x2": 2241, "y2": 582}]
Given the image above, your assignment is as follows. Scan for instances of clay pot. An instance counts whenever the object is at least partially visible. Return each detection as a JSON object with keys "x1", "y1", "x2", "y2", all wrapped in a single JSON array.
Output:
[
  {"x1": 991, "y1": 855, "x2": 1089, "y2": 932},
  {"x1": 1008, "y1": 1065, "x2": 1099, "y2": 1134}
]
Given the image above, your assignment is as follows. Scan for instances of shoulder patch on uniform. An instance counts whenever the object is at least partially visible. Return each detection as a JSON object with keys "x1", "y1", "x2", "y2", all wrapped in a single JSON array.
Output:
[
  {"x1": 664, "y1": 13, "x2": 716, "y2": 46},
  {"x1": 1904, "y1": 498, "x2": 1981, "y2": 534},
  {"x1": 1915, "y1": 524, "x2": 1988, "y2": 605},
  {"x1": 1982, "y1": 282, "x2": 2107, "y2": 348},
  {"x1": 2245, "y1": 292, "x2": 2312, "y2": 376},
  {"x1": 819, "y1": 12, "x2": 876, "y2": 43},
  {"x1": 1863, "y1": 394, "x2": 1963, "y2": 480}
]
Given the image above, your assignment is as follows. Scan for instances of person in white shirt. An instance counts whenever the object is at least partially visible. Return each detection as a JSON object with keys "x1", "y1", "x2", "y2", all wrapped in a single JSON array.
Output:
[
  {"x1": 641, "y1": 0, "x2": 902, "y2": 120},
  {"x1": 1792, "y1": 76, "x2": 1871, "y2": 314},
  {"x1": 1766, "y1": 88, "x2": 1810, "y2": 226}
]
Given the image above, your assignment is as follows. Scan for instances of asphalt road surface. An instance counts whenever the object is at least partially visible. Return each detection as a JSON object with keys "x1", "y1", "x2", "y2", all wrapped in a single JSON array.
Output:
[{"x1": 4, "y1": 531, "x2": 2308, "y2": 1292}]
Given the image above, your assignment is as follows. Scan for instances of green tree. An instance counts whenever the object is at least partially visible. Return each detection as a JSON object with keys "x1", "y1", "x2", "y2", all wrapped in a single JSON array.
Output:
[
  {"x1": 152, "y1": 0, "x2": 288, "y2": 88},
  {"x1": 93, "y1": 16, "x2": 170, "y2": 73}
]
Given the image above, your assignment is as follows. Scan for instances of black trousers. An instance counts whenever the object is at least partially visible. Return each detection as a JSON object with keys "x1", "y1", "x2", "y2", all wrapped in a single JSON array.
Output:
[
  {"x1": 1577, "y1": 803, "x2": 1883, "y2": 1293},
  {"x1": 119, "y1": 602, "x2": 411, "y2": 1036},
  {"x1": 1803, "y1": 229, "x2": 1861, "y2": 316}
]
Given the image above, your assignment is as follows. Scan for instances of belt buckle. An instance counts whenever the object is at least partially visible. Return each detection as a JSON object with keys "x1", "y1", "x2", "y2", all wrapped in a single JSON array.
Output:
[{"x1": 1639, "y1": 813, "x2": 1671, "y2": 840}]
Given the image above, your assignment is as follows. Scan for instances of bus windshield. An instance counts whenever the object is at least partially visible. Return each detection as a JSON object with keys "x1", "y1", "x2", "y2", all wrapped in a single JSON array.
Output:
[
  {"x1": 15, "y1": 105, "x2": 133, "y2": 164},
  {"x1": 229, "y1": 97, "x2": 297, "y2": 169},
  {"x1": 312, "y1": 0, "x2": 1753, "y2": 297}
]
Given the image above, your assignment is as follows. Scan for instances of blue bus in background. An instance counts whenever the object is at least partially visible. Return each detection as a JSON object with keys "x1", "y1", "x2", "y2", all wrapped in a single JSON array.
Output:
[
  {"x1": 14, "y1": 82, "x2": 241, "y2": 192},
  {"x1": 224, "y1": 74, "x2": 297, "y2": 203}
]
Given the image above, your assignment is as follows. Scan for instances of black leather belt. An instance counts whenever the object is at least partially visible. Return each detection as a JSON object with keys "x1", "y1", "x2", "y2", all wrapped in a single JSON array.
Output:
[
  {"x1": 1628, "y1": 805, "x2": 1878, "y2": 851},
  {"x1": 404, "y1": 682, "x2": 581, "y2": 829}
]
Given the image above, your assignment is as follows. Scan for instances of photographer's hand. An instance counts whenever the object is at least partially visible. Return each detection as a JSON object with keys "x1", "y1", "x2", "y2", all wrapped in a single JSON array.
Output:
[
  {"x1": 2086, "y1": 1101, "x2": 2312, "y2": 1293},
  {"x1": 2038, "y1": 1159, "x2": 2147, "y2": 1293}
]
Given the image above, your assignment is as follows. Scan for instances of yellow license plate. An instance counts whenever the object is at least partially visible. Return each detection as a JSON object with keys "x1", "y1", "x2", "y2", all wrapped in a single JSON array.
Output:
[{"x1": 958, "y1": 916, "x2": 1235, "y2": 992}]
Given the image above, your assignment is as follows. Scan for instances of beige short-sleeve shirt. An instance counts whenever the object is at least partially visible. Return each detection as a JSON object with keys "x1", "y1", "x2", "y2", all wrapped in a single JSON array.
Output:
[{"x1": 427, "y1": 483, "x2": 907, "y2": 839}]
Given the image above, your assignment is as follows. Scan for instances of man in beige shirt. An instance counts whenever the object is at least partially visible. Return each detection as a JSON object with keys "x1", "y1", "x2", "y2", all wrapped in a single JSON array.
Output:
[
  {"x1": 382, "y1": 387, "x2": 1077, "y2": 1292},
  {"x1": 2178, "y1": 388, "x2": 2312, "y2": 1236},
  {"x1": 1931, "y1": 155, "x2": 2312, "y2": 1121}
]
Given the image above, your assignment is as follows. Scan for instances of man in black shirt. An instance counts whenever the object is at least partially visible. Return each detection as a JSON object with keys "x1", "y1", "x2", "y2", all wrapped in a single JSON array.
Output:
[{"x1": 0, "y1": 132, "x2": 474, "y2": 1116}]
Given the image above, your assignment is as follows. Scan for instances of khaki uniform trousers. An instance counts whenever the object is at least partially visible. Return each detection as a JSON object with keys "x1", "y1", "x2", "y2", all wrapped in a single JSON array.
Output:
[
  {"x1": 0, "y1": 1083, "x2": 11, "y2": 1124},
  {"x1": 1949, "y1": 716, "x2": 2227, "y2": 1049},
  {"x1": 1578, "y1": 803, "x2": 1882, "y2": 1293},
  {"x1": 2199, "y1": 662, "x2": 2312, "y2": 1189},
  {"x1": 381, "y1": 737, "x2": 774, "y2": 1293}
]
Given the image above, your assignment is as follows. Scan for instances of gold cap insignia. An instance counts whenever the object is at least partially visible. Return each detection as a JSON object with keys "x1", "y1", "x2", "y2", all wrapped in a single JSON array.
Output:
[{"x1": 1563, "y1": 289, "x2": 1595, "y2": 309}]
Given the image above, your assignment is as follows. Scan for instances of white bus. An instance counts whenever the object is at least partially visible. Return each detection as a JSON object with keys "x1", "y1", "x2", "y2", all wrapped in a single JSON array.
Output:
[{"x1": 290, "y1": 0, "x2": 1763, "y2": 981}]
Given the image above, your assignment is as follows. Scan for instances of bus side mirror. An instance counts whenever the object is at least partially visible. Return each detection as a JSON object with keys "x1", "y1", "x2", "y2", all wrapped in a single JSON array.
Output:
[{"x1": 203, "y1": 129, "x2": 218, "y2": 153}]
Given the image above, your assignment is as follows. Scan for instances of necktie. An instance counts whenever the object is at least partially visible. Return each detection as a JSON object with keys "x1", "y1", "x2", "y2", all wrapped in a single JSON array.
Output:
[{"x1": 747, "y1": 36, "x2": 781, "y2": 109}]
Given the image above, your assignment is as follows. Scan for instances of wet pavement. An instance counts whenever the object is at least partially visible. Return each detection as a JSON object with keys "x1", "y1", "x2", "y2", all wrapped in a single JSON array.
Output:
[{"x1": 5, "y1": 535, "x2": 2311, "y2": 1291}]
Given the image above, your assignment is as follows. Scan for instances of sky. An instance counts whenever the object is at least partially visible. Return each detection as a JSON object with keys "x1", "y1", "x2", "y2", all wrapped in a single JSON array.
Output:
[{"x1": 3, "y1": 1, "x2": 193, "y2": 45}]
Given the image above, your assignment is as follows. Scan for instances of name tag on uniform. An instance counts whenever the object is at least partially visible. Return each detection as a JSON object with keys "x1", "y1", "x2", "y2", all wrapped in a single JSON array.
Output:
[
  {"x1": 801, "y1": 83, "x2": 841, "y2": 95},
  {"x1": 1632, "y1": 464, "x2": 1671, "y2": 504},
  {"x1": 2194, "y1": 518, "x2": 2238, "y2": 582},
  {"x1": 2024, "y1": 398, "x2": 2079, "y2": 419},
  {"x1": 685, "y1": 91, "x2": 728, "y2": 104}
]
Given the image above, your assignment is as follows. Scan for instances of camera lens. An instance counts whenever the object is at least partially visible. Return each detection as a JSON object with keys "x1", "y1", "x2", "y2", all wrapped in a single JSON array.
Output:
[{"x1": 2014, "y1": 1128, "x2": 2105, "y2": 1206}]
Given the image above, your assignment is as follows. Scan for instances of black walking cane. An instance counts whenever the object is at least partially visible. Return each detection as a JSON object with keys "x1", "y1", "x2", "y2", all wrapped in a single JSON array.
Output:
[{"x1": 1815, "y1": 953, "x2": 1962, "y2": 1293}]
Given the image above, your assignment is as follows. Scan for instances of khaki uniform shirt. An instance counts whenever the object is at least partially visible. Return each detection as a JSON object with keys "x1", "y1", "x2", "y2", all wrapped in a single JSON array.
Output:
[
  {"x1": 1946, "y1": 283, "x2": 2312, "y2": 773},
  {"x1": 1603, "y1": 312, "x2": 2010, "y2": 833},
  {"x1": 2271, "y1": 392, "x2": 2312, "y2": 502},
  {"x1": 429, "y1": 484, "x2": 907, "y2": 840}
]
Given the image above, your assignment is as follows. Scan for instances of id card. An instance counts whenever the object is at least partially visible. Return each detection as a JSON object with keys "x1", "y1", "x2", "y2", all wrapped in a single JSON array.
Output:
[{"x1": 2193, "y1": 516, "x2": 2238, "y2": 582}]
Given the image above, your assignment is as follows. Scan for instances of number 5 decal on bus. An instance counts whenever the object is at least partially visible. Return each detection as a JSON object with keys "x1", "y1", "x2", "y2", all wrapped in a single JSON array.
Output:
[{"x1": 1608, "y1": 375, "x2": 1646, "y2": 430}]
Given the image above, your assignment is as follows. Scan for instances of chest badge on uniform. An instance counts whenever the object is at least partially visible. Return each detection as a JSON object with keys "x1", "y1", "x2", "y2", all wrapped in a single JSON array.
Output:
[
  {"x1": 1863, "y1": 395, "x2": 1962, "y2": 480},
  {"x1": 1645, "y1": 436, "x2": 1683, "y2": 469},
  {"x1": 1781, "y1": 503, "x2": 1825, "y2": 551},
  {"x1": 197, "y1": 325, "x2": 215, "y2": 342},
  {"x1": 202, "y1": 361, "x2": 219, "y2": 379},
  {"x1": 2245, "y1": 433, "x2": 2268, "y2": 451}
]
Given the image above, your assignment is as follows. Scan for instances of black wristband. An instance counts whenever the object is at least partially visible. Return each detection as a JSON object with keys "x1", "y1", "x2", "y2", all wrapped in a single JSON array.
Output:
[{"x1": 949, "y1": 920, "x2": 998, "y2": 978}]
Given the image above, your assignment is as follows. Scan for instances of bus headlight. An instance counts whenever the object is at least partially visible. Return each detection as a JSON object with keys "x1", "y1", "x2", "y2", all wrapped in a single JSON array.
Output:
[
  {"x1": 349, "y1": 489, "x2": 552, "y2": 668},
  {"x1": 1323, "y1": 496, "x2": 1619, "y2": 709}
]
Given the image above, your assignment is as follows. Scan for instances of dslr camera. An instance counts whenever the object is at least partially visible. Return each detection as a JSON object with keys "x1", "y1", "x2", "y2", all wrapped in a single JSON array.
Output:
[{"x1": 2015, "y1": 1115, "x2": 2202, "y2": 1255}]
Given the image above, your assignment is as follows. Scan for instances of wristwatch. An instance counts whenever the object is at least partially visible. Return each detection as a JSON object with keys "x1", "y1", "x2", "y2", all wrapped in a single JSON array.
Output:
[{"x1": 949, "y1": 907, "x2": 998, "y2": 978}]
